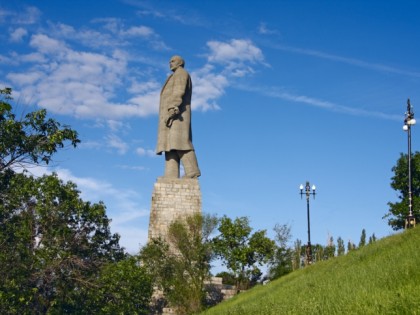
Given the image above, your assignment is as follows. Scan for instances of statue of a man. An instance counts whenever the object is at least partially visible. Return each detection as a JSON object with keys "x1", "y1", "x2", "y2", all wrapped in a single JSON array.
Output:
[{"x1": 156, "y1": 55, "x2": 201, "y2": 179}]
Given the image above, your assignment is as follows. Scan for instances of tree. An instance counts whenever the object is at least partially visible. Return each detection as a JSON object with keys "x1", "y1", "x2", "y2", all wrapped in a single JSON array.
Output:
[
  {"x1": 312, "y1": 244, "x2": 325, "y2": 263},
  {"x1": 212, "y1": 216, "x2": 275, "y2": 289},
  {"x1": 84, "y1": 256, "x2": 153, "y2": 314},
  {"x1": 0, "y1": 91, "x2": 156, "y2": 313},
  {"x1": 0, "y1": 172, "x2": 125, "y2": 313},
  {"x1": 359, "y1": 229, "x2": 367, "y2": 248},
  {"x1": 385, "y1": 152, "x2": 420, "y2": 230},
  {"x1": 215, "y1": 271, "x2": 237, "y2": 286},
  {"x1": 368, "y1": 233, "x2": 377, "y2": 244},
  {"x1": 337, "y1": 237, "x2": 345, "y2": 256},
  {"x1": 0, "y1": 87, "x2": 79, "y2": 172},
  {"x1": 324, "y1": 236, "x2": 336, "y2": 259},
  {"x1": 166, "y1": 213, "x2": 216, "y2": 314},
  {"x1": 140, "y1": 213, "x2": 218, "y2": 315},
  {"x1": 268, "y1": 223, "x2": 293, "y2": 280},
  {"x1": 292, "y1": 239, "x2": 303, "y2": 270},
  {"x1": 347, "y1": 240, "x2": 356, "y2": 252}
]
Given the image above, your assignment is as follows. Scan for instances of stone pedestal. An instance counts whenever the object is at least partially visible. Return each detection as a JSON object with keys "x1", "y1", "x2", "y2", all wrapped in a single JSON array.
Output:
[{"x1": 148, "y1": 177, "x2": 202, "y2": 243}]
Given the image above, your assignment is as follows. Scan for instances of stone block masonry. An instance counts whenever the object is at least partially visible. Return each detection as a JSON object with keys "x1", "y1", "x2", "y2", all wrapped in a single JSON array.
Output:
[{"x1": 148, "y1": 177, "x2": 202, "y2": 243}]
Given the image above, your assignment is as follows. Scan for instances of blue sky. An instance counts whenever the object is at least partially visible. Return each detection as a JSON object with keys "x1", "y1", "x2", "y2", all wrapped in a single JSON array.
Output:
[{"x1": 1, "y1": 0, "x2": 419, "y2": 255}]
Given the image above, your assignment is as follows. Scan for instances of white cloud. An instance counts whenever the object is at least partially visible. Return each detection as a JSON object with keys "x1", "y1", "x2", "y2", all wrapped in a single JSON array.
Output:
[
  {"x1": 117, "y1": 164, "x2": 147, "y2": 171},
  {"x1": 94, "y1": 17, "x2": 120, "y2": 33},
  {"x1": 274, "y1": 44, "x2": 420, "y2": 78},
  {"x1": 128, "y1": 79, "x2": 160, "y2": 94},
  {"x1": 49, "y1": 22, "x2": 118, "y2": 49},
  {"x1": 133, "y1": 3, "x2": 208, "y2": 28},
  {"x1": 79, "y1": 140, "x2": 103, "y2": 150},
  {"x1": 191, "y1": 65, "x2": 228, "y2": 111},
  {"x1": 0, "y1": 54, "x2": 15, "y2": 65},
  {"x1": 6, "y1": 24, "x2": 265, "y2": 120},
  {"x1": 7, "y1": 33, "x2": 163, "y2": 119},
  {"x1": 2, "y1": 6, "x2": 41, "y2": 25},
  {"x1": 127, "y1": 88, "x2": 160, "y2": 116},
  {"x1": 91, "y1": 18, "x2": 169, "y2": 50},
  {"x1": 7, "y1": 70, "x2": 44, "y2": 85},
  {"x1": 0, "y1": 9, "x2": 10, "y2": 23},
  {"x1": 106, "y1": 134, "x2": 129, "y2": 154},
  {"x1": 29, "y1": 33, "x2": 66, "y2": 55},
  {"x1": 135, "y1": 147, "x2": 156, "y2": 157},
  {"x1": 10, "y1": 27, "x2": 28, "y2": 42},
  {"x1": 186, "y1": 39, "x2": 266, "y2": 111},
  {"x1": 240, "y1": 84, "x2": 400, "y2": 121},
  {"x1": 18, "y1": 52, "x2": 46, "y2": 63},
  {"x1": 106, "y1": 120, "x2": 130, "y2": 132},
  {"x1": 258, "y1": 22, "x2": 278, "y2": 35},
  {"x1": 123, "y1": 25, "x2": 154, "y2": 37},
  {"x1": 205, "y1": 39, "x2": 268, "y2": 78},
  {"x1": 120, "y1": 24, "x2": 168, "y2": 50},
  {"x1": 207, "y1": 39, "x2": 264, "y2": 64},
  {"x1": 15, "y1": 6, "x2": 41, "y2": 25},
  {"x1": 46, "y1": 19, "x2": 167, "y2": 51},
  {"x1": 137, "y1": 9, "x2": 164, "y2": 18}
]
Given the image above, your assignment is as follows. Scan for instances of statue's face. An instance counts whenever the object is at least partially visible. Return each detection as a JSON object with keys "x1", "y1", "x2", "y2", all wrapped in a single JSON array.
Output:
[{"x1": 169, "y1": 56, "x2": 183, "y2": 71}]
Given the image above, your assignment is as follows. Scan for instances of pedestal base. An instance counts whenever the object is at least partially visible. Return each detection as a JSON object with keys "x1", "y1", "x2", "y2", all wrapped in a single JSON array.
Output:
[{"x1": 148, "y1": 177, "x2": 202, "y2": 243}]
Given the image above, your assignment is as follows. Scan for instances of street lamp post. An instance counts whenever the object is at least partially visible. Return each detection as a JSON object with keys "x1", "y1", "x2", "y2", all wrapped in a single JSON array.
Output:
[
  {"x1": 403, "y1": 99, "x2": 416, "y2": 229},
  {"x1": 300, "y1": 181, "x2": 316, "y2": 265}
]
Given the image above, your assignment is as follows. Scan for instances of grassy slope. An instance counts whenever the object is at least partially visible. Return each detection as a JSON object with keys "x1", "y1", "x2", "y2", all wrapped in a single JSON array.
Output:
[{"x1": 202, "y1": 227, "x2": 420, "y2": 315}]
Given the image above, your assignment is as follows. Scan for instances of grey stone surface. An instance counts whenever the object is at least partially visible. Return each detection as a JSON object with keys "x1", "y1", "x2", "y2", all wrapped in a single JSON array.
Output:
[
  {"x1": 156, "y1": 55, "x2": 200, "y2": 179},
  {"x1": 148, "y1": 177, "x2": 202, "y2": 243}
]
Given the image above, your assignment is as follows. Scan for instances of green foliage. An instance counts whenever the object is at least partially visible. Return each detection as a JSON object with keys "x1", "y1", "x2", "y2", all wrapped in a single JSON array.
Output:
[
  {"x1": 0, "y1": 172, "x2": 125, "y2": 313},
  {"x1": 292, "y1": 239, "x2": 303, "y2": 270},
  {"x1": 268, "y1": 224, "x2": 293, "y2": 280},
  {"x1": 212, "y1": 216, "x2": 275, "y2": 289},
  {"x1": 290, "y1": 239, "x2": 336, "y2": 269},
  {"x1": 385, "y1": 152, "x2": 420, "y2": 229},
  {"x1": 0, "y1": 88, "x2": 80, "y2": 171},
  {"x1": 337, "y1": 237, "x2": 345, "y2": 256},
  {"x1": 347, "y1": 240, "x2": 357, "y2": 252},
  {"x1": 167, "y1": 214, "x2": 214, "y2": 314},
  {"x1": 140, "y1": 238, "x2": 174, "y2": 297},
  {"x1": 311, "y1": 244, "x2": 323, "y2": 262},
  {"x1": 324, "y1": 236, "x2": 336, "y2": 259},
  {"x1": 215, "y1": 271, "x2": 237, "y2": 286},
  {"x1": 201, "y1": 228, "x2": 420, "y2": 315},
  {"x1": 84, "y1": 256, "x2": 153, "y2": 314},
  {"x1": 368, "y1": 233, "x2": 377, "y2": 244},
  {"x1": 0, "y1": 91, "x2": 154, "y2": 313},
  {"x1": 359, "y1": 229, "x2": 367, "y2": 247},
  {"x1": 141, "y1": 213, "x2": 218, "y2": 315}
]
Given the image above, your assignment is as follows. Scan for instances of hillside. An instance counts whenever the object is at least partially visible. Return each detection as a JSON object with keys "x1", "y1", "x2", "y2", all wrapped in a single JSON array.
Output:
[{"x1": 202, "y1": 227, "x2": 420, "y2": 315}]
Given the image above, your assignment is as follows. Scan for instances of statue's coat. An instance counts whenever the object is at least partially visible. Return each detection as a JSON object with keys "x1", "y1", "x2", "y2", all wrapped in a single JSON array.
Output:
[{"x1": 156, "y1": 66, "x2": 194, "y2": 154}]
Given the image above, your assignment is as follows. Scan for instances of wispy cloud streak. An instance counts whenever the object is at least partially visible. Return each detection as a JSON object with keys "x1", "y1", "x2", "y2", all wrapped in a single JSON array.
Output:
[
  {"x1": 274, "y1": 44, "x2": 420, "y2": 78},
  {"x1": 237, "y1": 84, "x2": 400, "y2": 121}
]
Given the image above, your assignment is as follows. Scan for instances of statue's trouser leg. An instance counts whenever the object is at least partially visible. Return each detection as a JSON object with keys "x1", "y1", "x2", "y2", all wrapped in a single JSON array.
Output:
[
  {"x1": 165, "y1": 151, "x2": 180, "y2": 178},
  {"x1": 179, "y1": 150, "x2": 201, "y2": 178}
]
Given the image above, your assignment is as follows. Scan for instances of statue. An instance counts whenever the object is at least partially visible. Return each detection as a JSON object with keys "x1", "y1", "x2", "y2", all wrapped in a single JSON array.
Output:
[{"x1": 156, "y1": 55, "x2": 201, "y2": 179}]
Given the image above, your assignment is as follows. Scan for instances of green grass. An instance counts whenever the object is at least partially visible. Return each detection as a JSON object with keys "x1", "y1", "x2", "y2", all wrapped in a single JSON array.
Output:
[{"x1": 202, "y1": 227, "x2": 420, "y2": 315}]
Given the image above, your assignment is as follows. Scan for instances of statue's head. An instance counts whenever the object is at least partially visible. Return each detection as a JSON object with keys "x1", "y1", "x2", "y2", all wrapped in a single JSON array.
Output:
[{"x1": 169, "y1": 55, "x2": 185, "y2": 71}]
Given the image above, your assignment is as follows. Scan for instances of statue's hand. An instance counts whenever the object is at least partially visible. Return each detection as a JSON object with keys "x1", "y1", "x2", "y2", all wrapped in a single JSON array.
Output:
[
  {"x1": 168, "y1": 107, "x2": 179, "y2": 115},
  {"x1": 165, "y1": 107, "x2": 179, "y2": 127}
]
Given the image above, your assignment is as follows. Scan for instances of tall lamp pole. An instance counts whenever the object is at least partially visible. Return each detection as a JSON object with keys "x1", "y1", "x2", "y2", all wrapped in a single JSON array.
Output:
[
  {"x1": 300, "y1": 181, "x2": 316, "y2": 265},
  {"x1": 403, "y1": 99, "x2": 416, "y2": 229}
]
